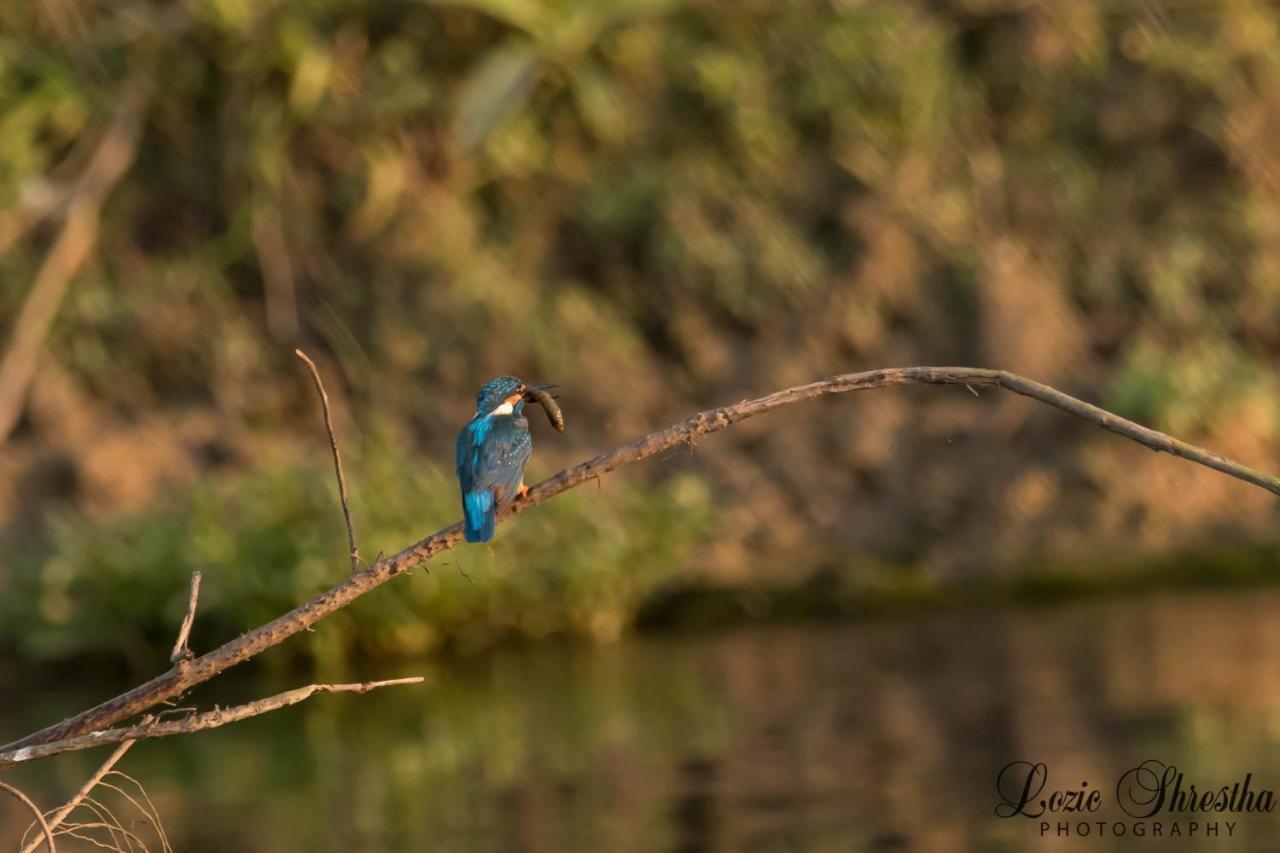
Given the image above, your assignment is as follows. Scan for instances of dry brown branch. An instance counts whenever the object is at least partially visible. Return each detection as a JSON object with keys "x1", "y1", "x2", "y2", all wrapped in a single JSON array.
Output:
[
  {"x1": 295, "y1": 349, "x2": 362, "y2": 574},
  {"x1": 18, "y1": 741, "x2": 135, "y2": 853},
  {"x1": 169, "y1": 571, "x2": 202, "y2": 665},
  {"x1": 1, "y1": 781, "x2": 55, "y2": 851},
  {"x1": 0, "y1": 82, "x2": 150, "y2": 444},
  {"x1": 3, "y1": 678, "x2": 423, "y2": 764},
  {"x1": 3, "y1": 366, "x2": 1279, "y2": 766},
  {"x1": 37, "y1": 787, "x2": 160, "y2": 853},
  {"x1": 20, "y1": 789, "x2": 135, "y2": 853}
]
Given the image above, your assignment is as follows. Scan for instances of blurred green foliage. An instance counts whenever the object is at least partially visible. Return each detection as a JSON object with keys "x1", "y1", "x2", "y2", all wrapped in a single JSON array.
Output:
[
  {"x1": 1, "y1": 445, "x2": 713, "y2": 664},
  {"x1": 3, "y1": 0, "x2": 1272, "y2": 422},
  {"x1": 3, "y1": 0, "x2": 1280, "y2": 664}
]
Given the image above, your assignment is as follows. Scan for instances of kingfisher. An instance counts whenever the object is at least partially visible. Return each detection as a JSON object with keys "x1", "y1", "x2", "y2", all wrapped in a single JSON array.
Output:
[{"x1": 456, "y1": 376, "x2": 555, "y2": 543}]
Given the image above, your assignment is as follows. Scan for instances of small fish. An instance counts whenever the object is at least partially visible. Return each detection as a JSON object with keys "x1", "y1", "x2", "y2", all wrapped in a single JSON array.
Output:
[{"x1": 524, "y1": 385, "x2": 565, "y2": 433}]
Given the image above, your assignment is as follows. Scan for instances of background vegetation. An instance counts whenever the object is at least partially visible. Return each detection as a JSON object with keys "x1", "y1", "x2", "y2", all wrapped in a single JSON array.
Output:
[{"x1": 2, "y1": 0, "x2": 1279, "y2": 666}]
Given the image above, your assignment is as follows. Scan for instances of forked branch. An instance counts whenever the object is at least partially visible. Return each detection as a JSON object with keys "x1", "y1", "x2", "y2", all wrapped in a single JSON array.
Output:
[
  {"x1": 2, "y1": 366, "x2": 1277, "y2": 767},
  {"x1": 18, "y1": 741, "x2": 135, "y2": 853},
  {"x1": 4, "y1": 678, "x2": 424, "y2": 764}
]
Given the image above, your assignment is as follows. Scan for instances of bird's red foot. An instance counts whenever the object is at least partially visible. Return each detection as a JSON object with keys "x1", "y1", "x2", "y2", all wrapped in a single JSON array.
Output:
[{"x1": 518, "y1": 483, "x2": 529, "y2": 498}]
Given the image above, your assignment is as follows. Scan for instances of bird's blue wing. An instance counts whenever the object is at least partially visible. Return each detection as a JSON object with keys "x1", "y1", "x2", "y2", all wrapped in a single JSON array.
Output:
[
  {"x1": 456, "y1": 416, "x2": 532, "y2": 542},
  {"x1": 471, "y1": 417, "x2": 531, "y2": 505}
]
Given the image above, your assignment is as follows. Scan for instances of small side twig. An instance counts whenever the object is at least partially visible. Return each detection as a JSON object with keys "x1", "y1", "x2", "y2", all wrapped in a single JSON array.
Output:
[
  {"x1": 169, "y1": 571, "x2": 201, "y2": 665},
  {"x1": 104, "y1": 771, "x2": 173, "y2": 852},
  {"x1": 0, "y1": 678, "x2": 423, "y2": 765},
  {"x1": 17, "y1": 740, "x2": 135, "y2": 853},
  {"x1": 295, "y1": 349, "x2": 362, "y2": 574},
  {"x1": 1, "y1": 782, "x2": 55, "y2": 852},
  {"x1": 61, "y1": 798, "x2": 140, "y2": 850}
]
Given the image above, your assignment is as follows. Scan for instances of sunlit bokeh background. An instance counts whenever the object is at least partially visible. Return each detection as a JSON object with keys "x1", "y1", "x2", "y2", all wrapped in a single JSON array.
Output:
[{"x1": 3, "y1": 0, "x2": 1280, "y2": 850}]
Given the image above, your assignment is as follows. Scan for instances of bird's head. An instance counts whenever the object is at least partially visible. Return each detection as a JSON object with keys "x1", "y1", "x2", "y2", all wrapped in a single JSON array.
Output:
[{"x1": 474, "y1": 376, "x2": 555, "y2": 417}]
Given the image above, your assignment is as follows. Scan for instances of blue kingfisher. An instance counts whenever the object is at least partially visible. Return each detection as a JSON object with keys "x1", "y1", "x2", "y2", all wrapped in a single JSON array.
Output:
[{"x1": 456, "y1": 376, "x2": 555, "y2": 543}]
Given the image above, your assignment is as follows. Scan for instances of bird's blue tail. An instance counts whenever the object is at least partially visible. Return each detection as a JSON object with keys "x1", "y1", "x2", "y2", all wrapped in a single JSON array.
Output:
[{"x1": 463, "y1": 491, "x2": 495, "y2": 543}]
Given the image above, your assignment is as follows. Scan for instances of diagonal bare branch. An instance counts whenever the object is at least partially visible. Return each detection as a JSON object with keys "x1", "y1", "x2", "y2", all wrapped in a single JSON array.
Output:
[
  {"x1": 1, "y1": 366, "x2": 1277, "y2": 766},
  {"x1": 18, "y1": 741, "x2": 135, "y2": 853},
  {"x1": 2, "y1": 678, "x2": 423, "y2": 765}
]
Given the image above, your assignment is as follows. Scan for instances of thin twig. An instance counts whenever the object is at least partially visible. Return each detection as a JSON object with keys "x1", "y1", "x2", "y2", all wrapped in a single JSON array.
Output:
[
  {"x1": 64, "y1": 796, "x2": 145, "y2": 852},
  {"x1": 1, "y1": 678, "x2": 423, "y2": 764},
  {"x1": 1, "y1": 781, "x2": 55, "y2": 851},
  {"x1": 56, "y1": 828, "x2": 121, "y2": 852},
  {"x1": 91, "y1": 780, "x2": 170, "y2": 852},
  {"x1": 169, "y1": 571, "x2": 201, "y2": 665},
  {"x1": 18, "y1": 741, "x2": 135, "y2": 853},
  {"x1": 104, "y1": 771, "x2": 172, "y2": 853},
  {"x1": 76, "y1": 797, "x2": 138, "y2": 853},
  {"x1": 3, "y1": 366, "x2": 1279, "y2": 764},
  {"x1": 295, "y1": 349, "x2": 362, "y2": 574}
]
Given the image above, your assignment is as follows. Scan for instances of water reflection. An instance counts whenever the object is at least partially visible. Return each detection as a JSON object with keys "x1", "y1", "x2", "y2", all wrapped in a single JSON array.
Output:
[{"x1": 7, "y1": 589, "x2": 1280, "y2": 851}]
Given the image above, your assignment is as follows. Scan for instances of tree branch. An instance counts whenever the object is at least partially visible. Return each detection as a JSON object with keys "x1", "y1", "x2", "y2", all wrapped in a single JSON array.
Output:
[
  {"x1": 295, "y1": 349, "x2": 362, "y2": 573},
  {"x1": 18, "y1": 741, "x2": 134, "y2": 853},
  {"x1": 2, "y1": 366, "x2": 1277, "y2": 766},
  {"x1": 1, "y1": 679, "x2": 423, "y2": 765},
  {"x1": 0, "y1": 782, "x2": 55, "y2": 852}
]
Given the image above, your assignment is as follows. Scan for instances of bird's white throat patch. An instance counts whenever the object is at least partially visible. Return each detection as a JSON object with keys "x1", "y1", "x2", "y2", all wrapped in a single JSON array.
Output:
[{"x1": 488, "y1": 401, "x2": 515, "y2": 416}]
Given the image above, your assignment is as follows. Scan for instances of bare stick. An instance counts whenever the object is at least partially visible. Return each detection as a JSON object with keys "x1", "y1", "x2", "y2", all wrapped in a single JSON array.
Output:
[
  {"x1": 23, "y1": 742, "x2": 133, "y2": 853},
  {"x1": 17, "y1": 741, "x2": 135, "y2": 853},
  {"x1": 1, "y1": 782, "x2": 55, "y2": 851},
  {"x1": 295, "y1": 349, "x2": 362, "y2": 574},
  {"x1": 169, "y1": 571, "x2": 202, "y2": 665},
  {"x1": 3, "y1": 366, "x2": 1278, "y2": 764},
  {"x1": 1, "y1": 678, "x2": 422, "y2": 766}
]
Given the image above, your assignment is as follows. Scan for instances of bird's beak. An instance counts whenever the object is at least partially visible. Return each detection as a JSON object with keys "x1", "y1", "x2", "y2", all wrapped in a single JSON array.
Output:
[{"x1": 524, "y1": 383, "x2": 557, "y2": 392}]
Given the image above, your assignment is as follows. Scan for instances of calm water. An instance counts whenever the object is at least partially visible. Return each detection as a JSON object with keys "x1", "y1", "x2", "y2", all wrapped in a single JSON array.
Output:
[{"x1": 7, "y1": 589, "x2": 1280, "y2": 851}]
